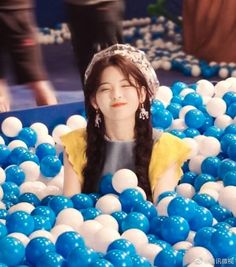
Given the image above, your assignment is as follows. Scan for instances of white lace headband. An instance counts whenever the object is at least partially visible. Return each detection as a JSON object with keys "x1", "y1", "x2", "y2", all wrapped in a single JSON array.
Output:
[{"x1": 84, "y1": 44, "x2": 159, "y2": 97}]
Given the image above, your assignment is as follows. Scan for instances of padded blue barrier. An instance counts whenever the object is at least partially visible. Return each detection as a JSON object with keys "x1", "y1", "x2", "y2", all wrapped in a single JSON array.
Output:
[{"x1": 0, "y1": 102, "x2": 84, "y2": 134}]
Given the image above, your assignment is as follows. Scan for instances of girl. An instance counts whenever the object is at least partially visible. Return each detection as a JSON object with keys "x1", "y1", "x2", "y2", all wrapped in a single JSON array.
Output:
[{"x1": 61, "y1": 44, "x2": 190, "y2": 202}]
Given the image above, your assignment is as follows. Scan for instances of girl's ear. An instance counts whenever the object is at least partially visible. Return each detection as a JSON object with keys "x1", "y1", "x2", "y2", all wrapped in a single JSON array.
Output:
[
  {"x1": 90, "y1": 96, "x2": 98, "y2": 110},
  {"x1": 140, "y1": 86, "x2": 147, "y2": 103}
]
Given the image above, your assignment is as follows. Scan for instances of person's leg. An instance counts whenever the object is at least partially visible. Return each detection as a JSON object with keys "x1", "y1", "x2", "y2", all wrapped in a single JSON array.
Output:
[
  {"x1": 0, "y1": 79, "x2": 11, "y2": 112},
  {"x1": 7, "y1": 9, "x2": 58, "y2": 106}
]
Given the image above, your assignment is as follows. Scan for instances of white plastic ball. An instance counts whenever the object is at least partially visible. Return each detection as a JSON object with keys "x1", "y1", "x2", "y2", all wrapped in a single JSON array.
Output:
[
  {"x1": 30, "y1": 122, "x2": 49, "y2": 136},
  {"x1": 183, "y1": 138, "x2": 199, "y2": 159},
  {"x1": 155, "y1": 86, "x2": 173, "y2": 106},
  {"x1": 206, "y1": 97, "x2": 227, "y2": 117},
  {"x1": 0, "y1": 167, "x2": 6, "y2": 184},
  {"x1": 214, "y1": 80, "x2": 231, "y2": 97},
  {"x1": 50, "y1": 224, "x2": 74, "y2": 241},
  {"x1": 214, "y1": 115, "x2": 233, "y2": 129},
  {"x1": 19, "y1": 161, "x2": 40, "y2": 181},
  {"x1": 56, "y1": 208, "x2": 83, "y2": 232},
  {"x1": 78, "y1": 220, "x2": 103, "y2": 248},
  {"x1": 198, "y1": 136, "x2": 221, "y2": 156},
  {"x1": 196, "y1": 80, "x2": 215, "y2": 97},
  {"x1": 191, "y1": 65, "x2": 201, "y2": 77},
  {"x1": 20, "y1": 181, "x2": 46, "y2": 196},
  {"x1": 40, "y1": 185, "x2": 62, "y2": 199},
  {"x1": 186, "y1": 230, "x2": 196, "y2": 244},
  {"x1": 47, "y1": 174, "x2": 64, "y2": 191},
  {"x1": 8, "y1": 202, "x2": 35, "y2": 214},
  {"x1": 0, "y1": 135, "x2": 5, "y2": 145},
  {"x1": 93, "y1": 227, "x2": 120, "y2": 253},
  {"x1": 121, "y1": 229, "x2": 148, "y2": 251},
  {"x1": 183, "y1": 246, "x2": 214, "y2": 266},
  {"x1": 218, "y1": 186, "x2": 236, "y2": 215},
  {"x1": 200, "y1": 181, "x2": 223, "y2": 192},
  {"x1": 180, "y1": 89, "x2": 195, "y2": 97},
  {"x1": 199, "y1": 189, "x2": 219, "y2": 201},
  {"x1": 0, "y1": 201, "x2": 6, "y2": 209},
  {"x1": 202, "y1": 96, "x2": 212, "y2": 105},
  {"x1": 112, "y1": 169, "x2": 138, "y2": 193},
  {"x1": 194, "y1": 135, "x2": 206, "y2": 144},
  {"x1": 36, "y1": 134, "x2": 55, "y2": 147},
  {"x1": 0, "y1": 186, "x2": 3, "y2": 201},
  {"x1": 1, "y1": 117, "x2": 23, "y2": 137},
  {"x1": 66, "y1": 115, "x2": 87, "y2": 130},
  {"x1": 139, "y1": 243, "x2": 163, "y2": 264},
  {"x1": 52, "y1": 124, "x2": 71, "y2": 145},
  {"x1": 95, "y1": 194, "x2": 121, "y2": 214},
  {"x1": 8, "y1": 140, "x2": 28, "y2": 150},
  {"x1": 29, "y1": 230, "x2": 55, "y2": 243},
  {"x1": 187, "y1": 262, "x2": 214, "y2": 267},
  {"x1": 188, "y1": 155, "x2": 205, "y2": 174},
  {"x1": 176, "y1": 183, "x2": 196, "y2": 199},
  {"x1": 170, "y1": 119, "x2": 187, "y2": 130},
  {"x1": 8, "y1": 233, "x2": 30, "y2": 247},
  {"x1": 173, "y1": 241, "x2": 193, "y2": 250},
  {"x1": 95, "y1": 214, "x2": 119, "y2": 231},
  {"x1": 134, "y1": 186, "x2": 147, "y2": 200},
  {"x1": 219, "y1": 68, "x2": 229, "y2": 79},
  {"x1": 156, "y1": 196, "x2": 175, "y2": 216}
]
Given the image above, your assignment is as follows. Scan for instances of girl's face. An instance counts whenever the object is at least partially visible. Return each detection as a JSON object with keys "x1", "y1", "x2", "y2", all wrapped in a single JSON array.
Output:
[{"x1": 91, "y1": 66, "x2": 146, "y2": 122}]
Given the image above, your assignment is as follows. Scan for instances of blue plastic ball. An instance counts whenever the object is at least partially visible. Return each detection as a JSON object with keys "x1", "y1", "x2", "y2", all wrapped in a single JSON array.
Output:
[
  {"x1": 8, "y1": 147, "x2": 28, "y2": 165},
  {"x1": 48, "y1": 195, "x2": 73, "y2": 215},
  {"x1": 33, "y1": 215, "x2": 52, "y2": 231},
  {"x1": 169, "y1": 129, "x2": 186, "y2": 139},
  {"x1": 18, "y1": 151, "x2": 39, "y2": 165},
  {"x1": 189, "y1": 206, "x2": 213, "y2": 231},
  {"x1": 0, "y1": 209, "x2": 8, "y2": 220},
  {"x1": 81, "y1": 207, "x2": 101, "y2": 220},
  {"x1": 25, "y1": 237, "x2": 55, "y2": 265},
  {"x1": 192, "y1": 193, "x2": 217, "y2": 209},
  {"x1": 0, "y1": 236, "x2": 25, "y2": 266},
  {"x1": 36, "y1": 143, "x2": 56, "y2": 161},
  {"x1": 225, "y1": 217, "x2": 236, "y2": 227},
  {"x1": 223, "y1": 171, "x2": 236, "y2": 186},
  {"x1": 56, "y1": 231, "x2": 85, "y2": 258},
  {"x1": 149, "y1": 216, "x2": 167, "y2": 238},
  {"x1": 119, "y1": 188, "x2": 144, "y2": 213},
  {"x1": 40, "y1": 155, "x2": 62, "y2": 178},
  {"x1": 185, "y1": 109, "x2": 205, "y2": 129},
  {"x1": 194, "y1": 173, "x2": 216, "y2": 191},
  {"x1": 90, "y1": 259, "x2": 114, "y2": 267},
  {"x1": 0, "y1": 221, "x2": 7, "y2": 239},
  {"x1": 161, "y1": 216, "x2": 190, "y2": 244},
  {"x1": 6, "y1": 211, "x2": 35, "y2": 235},
  {"x1": 111, "y1": 211, "x2": 127, "y2": 232},
  {"x1": 227, "y1": 141, "x2": 236, "y2": 161},
  {"x1": 167, "y1": 103, "x2": 182, "y2": 119},
  {"x1": 179, "y1": 171, "x2": 197, "y2": 185},
  {"x1": 2, "y1": 181, "x2": 20, "y2": 199},
  {"x1": 132, "y1": 200, "x2": 157, "y2": 220},
  {"x1": 220, "y1": 134, "x2": 236, "y2": 153},
  {"x1": 5, "y1": 165, "x2": 25, "y2": 185},
  {"x1": 151, "y1": 99, "x2": 165, "y2": 113},
  {"x1": 223, "y1": 91, "x2": 236, "y2": 106},
  {"x1": 131, "y1": 255, "x2": 152, "y2": 267},
  {"x1": 99, "y1": 174, "x2": 117, "y2": 195},
  {"x1": 210, "y1": 204, "x2": 232, "y2": 222},
  {"x1": 71, "y1": 193, "x2": 94, "y2": 210},
  {"x1": 168, "y1": 196, "x2": 197, "y2": 221},
  {"x1": 194, "y1": 226, "x2": 216, "y2": 249},
  {"x1": 218, "y1": 159, "x2": 236, "y2": 180},
  {"x1": 0, "y1": 144, "x2": 10, "y2": 166},
  {"x1": 171, "y1": 95, "x2": 184, "y2": 105},
  {"x1": 183, "y1": 92, "x2": 203, "y2": 108},
  {"x1": 171, "y1": 81, "x2": 188, "y2": 95},
  {"x1": 121, "y1": 212, "x2": 150, "y2": 233},
  {"x1": 36, "y1": 251, "x2": 65, "y2": 267},
  {"x1": 156, "y1": 191, "x2": 177, "y2": 204},
  {"x1": 152, "y1": 109, "x2": 173, "y2": 129},
  {"x1": 154, "y1": 247, "x2": 178, "y2": 267},
  {"x1": 19, "y1": 192, "x2": 40, "y2": 206},
  {"x1": 67, "y1": 247, "x2": 98, "y2": 267},
  {"x1": 201, "y1": 156, "x2": 221, "y2": 177},
  {"x1": 17, "y1": 127, "x2": 37, "y2": 147},
  {"x1": 104, "y1": 249, "x2": 133, "y2": 267},
  {"x1": 199, "y1": 115, "x2": 214, "y2": 133},
  {"x1": 107, "y1": 239, "x2": 136, "y2": 256},
  {"x1": 213, "y1": 222, "x2": 231, "y2": 231},
  {"x1": 225, "y1": 124, "x2": 236, "y2": 135},
  {"x1": 31, "y1": 206, "x2": 56, "y2": 226},
  {"x1": 227, "y1": 102, "x2": 236, "y2": 117},
  {"x1": 211, "y1": 229, "x2": 236, "y2": 258},
  {"x1": 184, "y1": 128, "x2": 200, "y2": 138}
]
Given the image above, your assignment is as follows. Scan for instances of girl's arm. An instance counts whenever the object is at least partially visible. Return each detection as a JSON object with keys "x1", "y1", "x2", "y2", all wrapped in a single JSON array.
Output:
[
  {"x1": 153, "y1": 163, "x2": 179, "y2": 204},
  {"x1": 63, "y1": 151, "x2": 82, "y2": 197}
]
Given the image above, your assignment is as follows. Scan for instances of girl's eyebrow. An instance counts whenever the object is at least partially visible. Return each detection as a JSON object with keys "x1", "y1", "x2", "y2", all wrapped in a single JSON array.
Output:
[{"x1": 99, "y1": 79, "x2": 128, "y2": 86}]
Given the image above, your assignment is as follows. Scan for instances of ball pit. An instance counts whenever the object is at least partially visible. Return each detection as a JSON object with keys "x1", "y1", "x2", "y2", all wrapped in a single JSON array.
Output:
[{"x1": 0, "y1": 78, "x2": 236, "y2": 266}]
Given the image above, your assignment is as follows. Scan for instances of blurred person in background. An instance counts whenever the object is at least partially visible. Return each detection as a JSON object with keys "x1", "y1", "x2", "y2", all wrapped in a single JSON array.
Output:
[
  {"x1": 0, "y1": 0, "x2": 58, "y2": 112},
  {"x1": 65, "y1": 0, "x2": 125, "y2": 85}
]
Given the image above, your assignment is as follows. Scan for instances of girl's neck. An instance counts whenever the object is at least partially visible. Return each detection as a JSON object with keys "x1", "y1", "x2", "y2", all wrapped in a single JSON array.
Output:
[{"x1": 104, "y1": 118, "x2": 135, "y2": 141}]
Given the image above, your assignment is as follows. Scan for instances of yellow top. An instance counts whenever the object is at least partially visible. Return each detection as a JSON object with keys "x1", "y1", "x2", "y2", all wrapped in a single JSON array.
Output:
[{"x1": 61, "y1": 128, "x2": 190, "y2": 191}]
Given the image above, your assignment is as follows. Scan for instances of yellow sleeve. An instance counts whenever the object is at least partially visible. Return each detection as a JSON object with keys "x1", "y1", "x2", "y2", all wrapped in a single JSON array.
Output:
[
  {"x1": 60, "y1": 128, "x2": 87, "y2": 185},
  {"x1": 149, "y1": 132, "x2": 190, "y2": 191}
]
